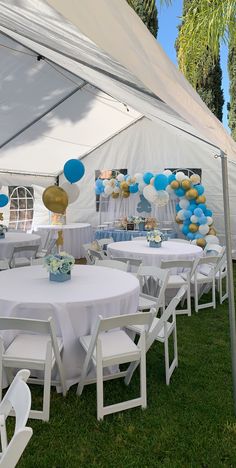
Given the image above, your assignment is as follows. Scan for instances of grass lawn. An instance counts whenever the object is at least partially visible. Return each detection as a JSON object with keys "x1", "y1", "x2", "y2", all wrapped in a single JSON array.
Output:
[{"x1": 16, "y1": 277, "x2": 236, "y2": 468}]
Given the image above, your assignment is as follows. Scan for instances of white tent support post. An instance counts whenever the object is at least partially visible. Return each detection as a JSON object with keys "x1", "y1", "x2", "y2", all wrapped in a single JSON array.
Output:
[{"x1": 220, "y1": 150, "x2": 236, "y2": 414}]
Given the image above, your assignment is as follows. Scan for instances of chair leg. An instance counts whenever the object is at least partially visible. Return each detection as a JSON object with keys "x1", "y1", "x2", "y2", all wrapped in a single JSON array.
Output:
[
  {"x1": 187, "y1": 283, "x2": 191, "y2": 316},
  {"x1": 96, "y1": 339, "x2": 104, "y2": 421},
  {"x1": 173, "y1": 324, "x2": 178, "y2": 368},
  {"x1": 140, "y1": 333, "x2": 147, "y2": 409},
  {"x1": 212, "y1": 278, "x2": 216, "y2": 309},
  {"x1": 194, "y1": 281, "x2": 198, "y2": 313},
  {"x1": 42, "y1": 344, "x2": 52, "y2": 422},
  {"x1": 164, "y1": 336, "x2": 170, "y2": 385}
]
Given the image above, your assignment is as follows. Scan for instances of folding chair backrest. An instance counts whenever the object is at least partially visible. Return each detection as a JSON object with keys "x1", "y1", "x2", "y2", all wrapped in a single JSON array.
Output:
[
  {"x1": 97, "y1": 238, "x2": 114, "y2": 247},
  {"x1": 0, "y1": 370, "x2": 33, "y2": 467},
  {"x1": 0, "y1": 316, "x2": 52, "y2": 336},
  {"x1": 151, "y1": 285, "x2": 187, "y2": 334},
  {"x1": 11, "y1": 245, "x2": 38, "y2": 259},
  {"x1": 205, "y1": 243, "x2": 224, "y2": 255},
  {"x1": 88, "y1": 249, "x2": 104, "y2": 261},
  {"x1": 161, "y1": 259, "x2": 195, "y2": 277},
  {"x1": 95, "y1": 259, "x2": 128, "y2": 271},
  {"x1": 137, "y1": 266, "x2": 169, "y2": 297}
]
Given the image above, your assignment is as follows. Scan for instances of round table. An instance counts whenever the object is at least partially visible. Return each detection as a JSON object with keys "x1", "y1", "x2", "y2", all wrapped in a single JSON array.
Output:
[
  {"x1": 0, "y1": 265, "x2": 139, "y2": 388},
  {"x1": 0, "y1": 232, "x2": 41, "y2": 260},
  {"x1": 34, "y1": 223, "x2": 93, "y2": 258},
  {"x1": 108, "y1": 240, "x2": 203, "y2": 267}
]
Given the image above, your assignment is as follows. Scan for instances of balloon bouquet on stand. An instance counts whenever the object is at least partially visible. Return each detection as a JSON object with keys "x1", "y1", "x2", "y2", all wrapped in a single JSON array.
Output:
[{"x1": 42, "y1": 159, "x2": 85, "y2": 252}]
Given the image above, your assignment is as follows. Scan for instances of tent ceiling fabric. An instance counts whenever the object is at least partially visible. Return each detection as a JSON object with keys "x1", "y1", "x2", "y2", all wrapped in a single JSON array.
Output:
[{"x1": 0, "y1": 0, "x2": 219, "y2": 156}]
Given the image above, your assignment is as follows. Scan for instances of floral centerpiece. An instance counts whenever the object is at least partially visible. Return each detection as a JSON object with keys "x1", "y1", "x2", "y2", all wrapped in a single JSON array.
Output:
[
  {"x1": 133, "y1": 216, "x2": 146, "y2": 231},
  {"x1": 43, "y1": 251, "x2": 75, "y2": 282},
  {"x1": 0, "y1": 224, "x2": 7, "y2": 239},
  {"x1": 146, "y1": 229, "x2": 164, "y2": 248},
  {"x1": 145, "y1": 217, "x2": 158, "y2": 231}
]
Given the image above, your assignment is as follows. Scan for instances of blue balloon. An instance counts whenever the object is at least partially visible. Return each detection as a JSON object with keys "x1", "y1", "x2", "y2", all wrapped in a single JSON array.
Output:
[
  {"x1": 0, "y1": 194, "x2": 9, "y2": 208},
  {"x1": 176, "y1": 204, "x2": 181, "y2": 212},
  {"x1": 129, "y1": 183, "x2": 139, "y2": 193},
  {"x1": 198, "y1": 203, "x2": 207, "y2": 213},
  {"x1": 184, "y1": 210, "x2": 192, "y2": 219},
  {"x1": 189, "y1": 203, "x2": 197, "y2": 212},
  {"x1": 187, "y1": 232, "x2": 194, "y2": 240},
  {"x1": 199, "y1": 216, "x2": 208, "y2": 225},
  {"x1": 196, "y1": 184, "x2": 204, "y2": 196},
  {"x1": 195, "y1": 233, "x2": 204, "y2": 239},
  {"x1": 194, "y1": 208, "x2": 204, "y2": 218},
  {"x1": 143, "y1": 172, "x2": 153, "y2": 184},
  {"x1": 64, "y1": 159, "x2": 85, "y2": 183},
  {"x1": 168, "y1": 174, "x2": 176, "y2": 183},
  {"x1": 183, "y1": 219, "x2": 191, "y2": 225},
  {"x1": 182, "y1": 225, "x2": 189, "y2": 235},
  {"x1": 96, "y1": 179, "x2": 103, "y2": 188},
  {"x1": 175, "y1": 188, "x2": 185, "y2": 197},
  {"x1": 153, "y1": 174, "x2": 168, "y2": 191},
  {"x1": 205, "y1": 209, "x2": 213, "y2": 217}
]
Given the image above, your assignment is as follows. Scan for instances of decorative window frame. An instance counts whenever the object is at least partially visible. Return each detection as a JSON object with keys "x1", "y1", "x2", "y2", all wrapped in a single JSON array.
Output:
[{"x1": 8, "y1": 186, "x2": 34, "y2": 231}]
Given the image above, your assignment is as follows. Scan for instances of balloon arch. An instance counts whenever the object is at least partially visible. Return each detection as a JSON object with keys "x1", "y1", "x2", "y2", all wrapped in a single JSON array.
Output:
[{"x1": 95, "y1": 169, "x2": 218, "y2": 248}]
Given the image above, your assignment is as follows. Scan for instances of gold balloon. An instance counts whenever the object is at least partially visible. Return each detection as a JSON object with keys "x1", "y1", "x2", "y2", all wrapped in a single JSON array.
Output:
[
  {"x1": 112, "y1": 192, "x2": 119, "y2": 199},
  {"x1": 175, "y1": 215, "x2": 183, "y2": 224},
  {"x1": 181, "y1": 179, "x2": 191, "y2": 190},
  {"x1": 42, "y1": 186, "x2": 68, "y2": 214},
  {"x1": 196, "y1": 238, "x2": 206, "y2": 248},
  {"x1": 209, "y1": 227, "x2": 217, "y2": 236},
  {"x1": 120, "y1": 181, "x2": 129, "y2": 191},
  {"x1": 171, "y1": 180, "x2": 180, "y2": 190},
  {"x1": 196, "y1": 195, "x2": 206, "y2": 204},
  {"x1": 190, "y1": 174, "x2": 201, "y2": 185},
  {"x1": 122, "y1": 191, "x2": 130, "y2": 198},
  {"x1": 186, "y1": 188, "x2": 198, "y2": 200},
  {"x1": 189, "y1": 223, "x2": 198, "y2": 233}
]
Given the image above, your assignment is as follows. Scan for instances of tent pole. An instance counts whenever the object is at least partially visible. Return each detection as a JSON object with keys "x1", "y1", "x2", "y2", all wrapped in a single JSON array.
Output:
[{"x1": 220, "y1": 149, "x2": 236, "y2": 414}]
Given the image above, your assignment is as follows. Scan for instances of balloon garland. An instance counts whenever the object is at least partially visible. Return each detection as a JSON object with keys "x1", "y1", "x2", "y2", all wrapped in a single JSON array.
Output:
[{"x1": 95, "y1": 169, "x2": 218, "y2": 247}]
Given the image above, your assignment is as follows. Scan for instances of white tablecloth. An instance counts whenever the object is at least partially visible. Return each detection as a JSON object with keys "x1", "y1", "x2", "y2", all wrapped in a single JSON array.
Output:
[
  {"x1": 0, "y1": 265, "x2": 139, "y2": 389},
  {"x1": 108, "y1": 240, "x2": 203, "y2": 267},
  {"x1": 0, "y1": 232, "x2": 41, "y2": 260},
  {"x1": 34, "y1": 223, "x2": 93, "y2": 258}
]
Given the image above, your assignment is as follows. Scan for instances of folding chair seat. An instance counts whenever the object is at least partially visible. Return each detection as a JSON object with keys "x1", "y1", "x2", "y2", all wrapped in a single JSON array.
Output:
[
  {"x1": 0, "y1": 370, "x2": 33, "y2": 468},
  {"x1": 137, "y1": 266, "x2": 169, "y2": 312},
  {"x1": 125, "y1": 286, "x2": 187, "y2": 386},
  {"x1": 190, "y1": 256, "x2": 219, "y2": 312},
  {"x1": 77, "y1": 312, "x2": 154, "y2": 420},
  {"x1": 160, "y1": 260, "x2": 195, "y2": 316},
  {"x1": 95, "y1": 259, "x2": 128, "y2": 271},
  {"x1": 9, "y1": 245, "x2": 39, "y2": 268},
  {"x1": 110, "y1": 256, "x2": 142, "y2": 273},
  {"x1": 0, "y1": 317, "x2": 66, "y2": 421}
]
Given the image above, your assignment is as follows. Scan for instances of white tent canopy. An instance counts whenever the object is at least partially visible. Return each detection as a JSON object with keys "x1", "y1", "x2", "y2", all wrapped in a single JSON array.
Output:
[{"x1": 0, "y1": 0, "x2": 236, "y2": 243}]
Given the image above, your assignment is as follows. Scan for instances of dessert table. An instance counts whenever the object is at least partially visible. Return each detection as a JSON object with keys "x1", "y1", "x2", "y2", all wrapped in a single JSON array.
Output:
[
  {"x1": 108, "y1": 240, "x2": 203, "y2": 267},
  {"x1": 34, "y1": 223, "x2": 93, "y2": 258},
  {"x1": 0, "y1": 232, "x2": 41, "y2": 260},
  {"x1": 95, "y1": 229, "x2": 177, "y2": 242},
  {"x1": 0, "y1": 265, "x2": 139, "y2": 389}
]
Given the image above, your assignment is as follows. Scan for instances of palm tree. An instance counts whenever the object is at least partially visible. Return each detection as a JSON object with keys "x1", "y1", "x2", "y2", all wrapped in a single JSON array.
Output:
[{"x1": 127, "y1": 0, "x2": 158, "y2": 38}]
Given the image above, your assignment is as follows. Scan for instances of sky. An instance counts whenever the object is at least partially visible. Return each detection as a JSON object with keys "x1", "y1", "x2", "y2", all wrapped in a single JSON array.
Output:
[{"x1": 156, "y1": 0, "x2": 230, "y2": 132}]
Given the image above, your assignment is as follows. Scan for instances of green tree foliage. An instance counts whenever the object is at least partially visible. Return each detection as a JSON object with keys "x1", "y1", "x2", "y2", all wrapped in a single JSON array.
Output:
[
  {"x1": 228, "y1": 28, "x2": 236, "y2": 140},
  {"x1": 177, "y1": 0, "x2": 224, "y2": 121},
  {"x1": 127, "y1": 0, "x2": 158, "y2": 38}
]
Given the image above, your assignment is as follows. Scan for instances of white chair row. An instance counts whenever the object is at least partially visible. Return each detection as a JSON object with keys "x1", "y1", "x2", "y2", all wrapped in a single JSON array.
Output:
[{"x1": 0, "y1": 238, "x2": 57, "y2": 271}]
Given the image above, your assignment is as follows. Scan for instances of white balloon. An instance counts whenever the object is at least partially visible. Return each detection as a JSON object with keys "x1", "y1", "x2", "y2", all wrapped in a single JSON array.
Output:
[
  {"x1": 163, "y1": 169, "x2": 172, "y2": 176},
  {"x1": 154, "y1": 190, "x2": 169, "y2": 207},
  {"x1": 179, "y1": 199, "x2": 190, "y2": 209},
  {"x1": 190, "y1": 215, "x2": 198, "y2": 223},
  {"x1": 104, "y1": 185, "x2": 113, "y2": 195},
  {"x1": 207, "y1": 216, "x2": 213, "y2": 225},
  {"x1": 113, "y1": 186, "x2": 120, "y2": 194},
  {"x1": 61, "y1": 183, "x2": 80, "y2": 204},
  {"x1": 175, "y1": 171, "x2": 186, "y2": 182},
  {"x1": 199, "y1": 224, "x2": 210, "y2": 235},
  {"x1": 205, "y1": 235, "x2": 220, "y2": 244},
  {"x1": 103, "y1": 179, "x2": 110, "y2": 186},
  {"x1": 143, "y1": 185, "x2": 157, "y2": 203},
  {"x1": 191, "y1": 239, "x2": 197, "y2": 245},
  {"x1": 116, "y1": 173, "x2": 125, "y2": 182},
  {"x1": 138, "y1": 181, "x2": 146, "y2": 194},
  {"x1": 178, "y1": 209, "x2": 185, "y2": 221}
]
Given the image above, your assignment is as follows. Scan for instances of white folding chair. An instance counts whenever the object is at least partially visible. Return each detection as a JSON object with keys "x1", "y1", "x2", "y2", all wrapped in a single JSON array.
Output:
[
  {"x1": 0, "y1": 317, "x2": 66, "y2": 421},
  {"x1": 97, "y1": 238, "x2": 114, "y2": 249},
  {"x1": 36, "y1": 237, "x2": 56, "y2": 258},
  {"x1": 0, "y1": 260, "x2": 9, "y2": 272},
  {"x1": 125, "y1": 286, "x2": 187, "y2": 386},
  {"x1": 9, "y1": 245, "x2": 39, "y2": 268},
  {"x1": 0, "y1": 370, "x2": 33, "y2": 468},
  {"x1": 191, "y1": 256, "x2": 219, "y2": 312},
  {"x1": 204, "y1": 243, "x2": 225, "y2": 256},
  {"x1": 215, "y1": 253, "x2": 228, "y2": 304},
  {"x1": 110, "y1": 256, "x2": 142, "y2": 273},
  {"x1": 160, "y1": 260, "x2": 195, "y2": 316},
  {"x1": 95, "y1": 259, "x2": 128, "y2": 271},
  {"x1": 88, "y1": 249, "x2": 106, "y2": 263},
  {"x1": 137, "y1": 266, "x2": 169, "y2": 311},
  {"x1": 77, "y1": 312, "x2": 154, "y2": 420}
]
